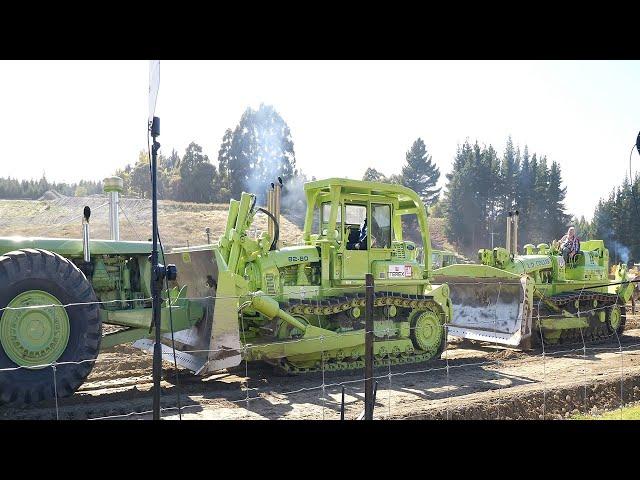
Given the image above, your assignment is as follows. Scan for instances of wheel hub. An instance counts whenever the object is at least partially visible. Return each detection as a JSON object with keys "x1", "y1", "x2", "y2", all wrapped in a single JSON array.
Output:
[
  {"x1": 412, "y1": 311, "x2": 443, "y2": 354},
  {"x1": 0, "y1": 290, "x2": 70, "y2": 368},
  {"x1": 609, "y1": 305, "x2": 621, "y2": 331}
]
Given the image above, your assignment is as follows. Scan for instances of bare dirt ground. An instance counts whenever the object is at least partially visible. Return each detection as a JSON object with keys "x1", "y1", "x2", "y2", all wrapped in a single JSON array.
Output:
[{"x1": 3, "y1": 313, "x2": 640, "y2": 420}]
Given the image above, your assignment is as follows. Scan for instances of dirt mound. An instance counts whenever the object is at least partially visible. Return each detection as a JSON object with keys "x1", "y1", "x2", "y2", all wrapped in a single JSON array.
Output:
[{"x1": 38, "y1": 190, "x2": 64, "y2": 201}]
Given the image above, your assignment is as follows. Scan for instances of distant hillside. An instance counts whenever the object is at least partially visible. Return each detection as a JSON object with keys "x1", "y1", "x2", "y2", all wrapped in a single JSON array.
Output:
[{"x1": 0, "y1": 196, "x2": 304, "y2": 249}]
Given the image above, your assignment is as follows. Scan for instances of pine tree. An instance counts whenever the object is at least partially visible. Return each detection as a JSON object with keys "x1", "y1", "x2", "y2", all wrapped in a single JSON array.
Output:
[
  {"x1": 517, "y1": 145, "x2": 533, "y2": 243},
  {"x1": 531, "y1": 155, "x2": 550, "y2": 243},
  {"x1": 547, "y1": 160, "x2": 570, "y2": 240},
  {"x1": 401, "y1": 138, "x2": 441, "y2": 206},
  {"x1": 443, "y1": 141, "x2": 475, "y2": 249},
  {"x1": 499, "y1": 136, "x2": 519, "y2": 217}
]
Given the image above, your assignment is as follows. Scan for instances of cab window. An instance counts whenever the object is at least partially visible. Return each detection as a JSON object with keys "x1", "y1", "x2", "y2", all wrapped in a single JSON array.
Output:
[
  {"x1": 313, "y1": 205, "x2": 320, "y2": 234},
  {"x1": 345, "y1": 204, "x2": 367, "y2": 250},
  {"x1": 371, "y1": 204, "x2": 391, "y2": 249},
  {"x1": 321, "y1": 202, "x2": 341, "y2": 239}
]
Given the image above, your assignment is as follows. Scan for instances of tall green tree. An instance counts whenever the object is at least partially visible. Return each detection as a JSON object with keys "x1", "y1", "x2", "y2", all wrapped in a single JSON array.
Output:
[
  {"x1": 177, "y1": 142, "x2": 220, "y2": 203},
  {"x1": 223, "y1": 104, "x2": 296, "y2": 202},
  {"x1": 363, "y1": 168, "x2": 387, "y2": 182},
  {"x1": 216, "y1": 128, "x2": 233, "y2": 201},
  {"x1": 443, "y1": 140, "x2": 475, "y2": 249},
  {"x1": 546, "y1": 160, "x2": 571, "y2": 238},
  {"x1": 499, "y1": 135, "x2": 519, "y2": 217},
  {"x1": 401, "y1": 138, "x2": 441, "y2": 206},
  {"x1": 516, "y1": 145, "x2": 533, "y2": 242}
]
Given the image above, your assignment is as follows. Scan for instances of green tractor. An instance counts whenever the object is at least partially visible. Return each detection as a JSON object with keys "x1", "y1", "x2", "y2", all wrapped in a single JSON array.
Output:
[
  {"x1": 0, "y1": 178, "x2": 204, "y2": 405},
  {"x1": 433, "y1": 211, "x2": 635, "y2": 348},
  {"x1": 0, "y1": 177, "x2": 452, "y2": 404}
]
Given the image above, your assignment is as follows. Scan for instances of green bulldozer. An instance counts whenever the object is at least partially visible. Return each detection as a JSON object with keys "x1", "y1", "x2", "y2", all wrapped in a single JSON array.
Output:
[
  {"x1": 433, "y1": 210, "x2": 635, "y2": 348},
  {"x1": 0, "y1": 177, "x2": 452, "y2": 404}
]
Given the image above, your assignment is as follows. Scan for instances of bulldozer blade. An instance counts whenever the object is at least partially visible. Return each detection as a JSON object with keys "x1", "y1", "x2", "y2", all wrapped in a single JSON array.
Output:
[
  {"x1": 435, "y1": 272, "x2": 532, "y2": 347},
  {"x1": 132, "y1": 338, "x2": 208, "y2": 373},
  {"x1": 165, "y1": 247, "x2": 242, "y2": 373}
]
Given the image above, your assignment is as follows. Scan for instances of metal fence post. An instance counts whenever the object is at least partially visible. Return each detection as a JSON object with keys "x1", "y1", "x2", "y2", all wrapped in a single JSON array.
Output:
[{"x1": 364, "y1": 273, "x2": 374, "y2": 420}]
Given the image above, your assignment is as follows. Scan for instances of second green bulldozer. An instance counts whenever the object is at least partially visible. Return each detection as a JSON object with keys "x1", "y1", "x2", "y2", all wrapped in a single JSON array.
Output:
[{"x1": 434, "y1": 211, "x2": 635, "y2": 348}]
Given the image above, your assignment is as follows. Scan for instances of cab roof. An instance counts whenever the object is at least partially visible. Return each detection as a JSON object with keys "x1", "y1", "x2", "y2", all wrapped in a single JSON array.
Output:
[{"x1": 304, "y1": 177, "x2": 424, "y2": 212}]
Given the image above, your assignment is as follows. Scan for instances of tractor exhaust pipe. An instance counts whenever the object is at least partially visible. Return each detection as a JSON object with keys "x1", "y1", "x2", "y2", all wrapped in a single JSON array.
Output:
[
  {"x1": 82, "y1": 206, "x2": 91, "y2": 262},
  {"x1": 104, "y1": 176, "x2": 124, "y2": 241},
  {"x1": 80, "y1": 205, "x2": 94, "y2": 278}
]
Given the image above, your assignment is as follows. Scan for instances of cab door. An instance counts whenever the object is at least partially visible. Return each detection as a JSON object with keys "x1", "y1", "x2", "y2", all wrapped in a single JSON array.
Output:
[
  {"x1": 342, "y1": 203, "x2": 369, "y2": 279},
  {"x1": 368, "y1": 203, "x2": 393, "y2": 274}
]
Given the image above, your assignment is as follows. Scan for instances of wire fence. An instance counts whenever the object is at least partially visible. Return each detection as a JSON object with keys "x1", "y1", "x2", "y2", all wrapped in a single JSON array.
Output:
[{"x1": 1, "y1": 279, "x2": 639, "y2": 421}]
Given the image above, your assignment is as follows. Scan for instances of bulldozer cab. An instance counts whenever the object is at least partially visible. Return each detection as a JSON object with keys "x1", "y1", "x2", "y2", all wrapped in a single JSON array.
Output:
[{"x1": 302, "y1": 178, "x2": 432, "y2": 285}]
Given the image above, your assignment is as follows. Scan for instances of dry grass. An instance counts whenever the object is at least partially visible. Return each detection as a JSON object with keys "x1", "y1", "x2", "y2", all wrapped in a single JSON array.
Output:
[{"x1": 0, "y1": 197, "x2": 304, "y2": 249}]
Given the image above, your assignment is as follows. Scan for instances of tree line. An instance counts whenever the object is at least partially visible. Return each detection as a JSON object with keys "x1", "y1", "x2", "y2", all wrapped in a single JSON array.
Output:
[
  {"x1": 584, "y1": 175, "x2": 640, "y2": 265},
  {"x1": 442, "y1": 137, "x2": 571, "y2": 254},
  {"x1": 361, "y1": 136, "x2": 572, "y2": 256},
  {"x1": 0, "y1": 103, "x2": 303, "y2": 209},
  {"x1": 0, "y1": 176, "x2": 102, "y2": 199},
  {"x1": 1, "y1": 103, "x2": 580, "y2": 260},
  {"x1": 116, "y1": 103, "x2": 302, "y2": 206}
]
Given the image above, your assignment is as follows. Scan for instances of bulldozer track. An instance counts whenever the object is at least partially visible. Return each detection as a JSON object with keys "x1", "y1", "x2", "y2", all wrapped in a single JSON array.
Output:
[
  {"x1": 282, "y1": 291, "x2": 442, "y2": 316},
  {"x1": 273, "y1": 291, "x2": 447, "y2": 373},
  {"x1": 531, "y1": 291, "x2": 624, "y2": 347}
]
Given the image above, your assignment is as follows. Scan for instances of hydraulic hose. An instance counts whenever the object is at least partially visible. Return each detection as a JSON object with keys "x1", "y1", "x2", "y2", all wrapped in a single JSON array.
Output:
[{"x1": 257, "y1": 207, "x2": 279, "y2": 251}]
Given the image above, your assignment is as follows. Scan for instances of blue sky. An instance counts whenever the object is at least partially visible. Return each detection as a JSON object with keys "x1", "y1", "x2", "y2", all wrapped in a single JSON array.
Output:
[{"x1": 0, "y1": 60, "x2": 638, "y2": 220}]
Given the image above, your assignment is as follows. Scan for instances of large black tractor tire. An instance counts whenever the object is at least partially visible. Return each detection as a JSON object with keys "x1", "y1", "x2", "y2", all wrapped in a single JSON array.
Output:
[{"x1": 0, "y1": 249, "x2": 101, "y2": 405}]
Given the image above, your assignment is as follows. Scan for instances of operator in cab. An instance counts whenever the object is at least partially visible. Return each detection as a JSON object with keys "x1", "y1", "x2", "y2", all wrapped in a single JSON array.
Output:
[
  {"x1": 347, "y1": 218, "x2": 367, "y2": 250},
  {"x1": 559, "y1": 226, "x2": 580, "y2": 264}
]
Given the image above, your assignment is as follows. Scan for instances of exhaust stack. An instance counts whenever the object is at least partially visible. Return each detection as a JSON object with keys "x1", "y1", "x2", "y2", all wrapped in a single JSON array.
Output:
[
  {"x1": 103, "y1": 176, "x2": 124, "y2": 241},
  {"x1": 267, "y1": 184, "x2": 275, "y2": 241},
  {"x1": 505, "y1": 210, "x2": 520, "y2": 256},
  {"x1": 506, "y1": 212, "x2": 512, "y2": 255},
  {"x1": 82, "y1": 206, "x2": 91, "y2": 262},
  {"x1": 513, "y1": 210, "x2": 519, "y2": 255},
  {"x1": 274, "y1": 177, "x2": 282, "y2": 248}
]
